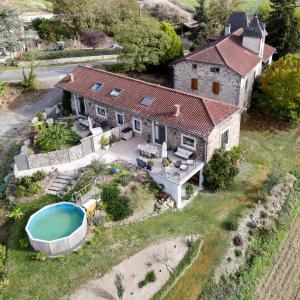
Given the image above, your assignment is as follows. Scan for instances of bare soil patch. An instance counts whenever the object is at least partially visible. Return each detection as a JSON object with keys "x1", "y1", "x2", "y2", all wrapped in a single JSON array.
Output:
[
  {"x1": 255, "y1": 214, "x2": 300, "y2": 300},
  {"x1": 0, "y1": 82, "x2": 49, "y2": 111}
]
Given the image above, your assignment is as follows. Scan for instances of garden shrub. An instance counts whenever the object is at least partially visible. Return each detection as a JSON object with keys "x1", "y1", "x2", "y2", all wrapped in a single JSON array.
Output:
[
  {"x1": 15, "y1": 174, "x2": 43, "y2": 197},
  {"x1": 186, "y1": 184, "x2": 196, "y2": 197},
  {"x1": 18, "y1": 238, "x2": 29, "y2": 249},
  {"x1": 233, "y1": 234, "x2": 244, "y2": 247},
  {"x1": 0, "y1": 183, "x2": 6, "y2": 199},
  {"x1": 116, "y1": 173, "x2": 134, "y2": 186},
  {"x1": 105, "y1": 196, "x2": 132, "y2": 221},
  {"x1": 260, "y1": 210, "x2": 268, "y2": 218},
  {"x1": 35, "y1": 123, "x2": 80, "y2": 152},
  {"x1": 222, "y1": 209, "x2": 243, "y2": 231},
  {"x1": 91, "y1": 159, "x2": 106, "y2": 175},
  {"x1": 0, "y1": 244, "x2": 6, "y2": 273},
  {"x1": 234, "y1": 249, "x2": 242, "y2": 257},
  {"x1": 6, "y1": 208, "x2": 24, "y2": 221},
  {"x1": 32, "y1": 170, "x2": 47, "y2": 181},
  {"x1": 138, "y1": 270, "x2": 156, "y2": 288},
  {"x1": 35, "y1": 251, "x2": 46, "y2": 261},
  {"x1": 0, "y1": 81, "x2": 6, "y2": 96},
  {"x1": 203, "y1": 146, "x2": 240, "y2": 191},
  {"x1": 101, "y1": 183, "x2": 120, "y2": 204}
]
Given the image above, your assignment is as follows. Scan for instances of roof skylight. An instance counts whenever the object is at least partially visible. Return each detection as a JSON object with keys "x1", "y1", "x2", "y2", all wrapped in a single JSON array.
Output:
[
  {"x1": 110, "y1": 87, "x2": 122, "y2": 96},
  {"x1": 91, "y1": 82, "x2": 103, "y2": 91},
  {"x1": 140, "y1": 96, "x2": 154, "y2": 107}
]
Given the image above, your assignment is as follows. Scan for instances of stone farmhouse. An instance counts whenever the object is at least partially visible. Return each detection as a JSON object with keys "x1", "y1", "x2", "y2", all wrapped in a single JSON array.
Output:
[
  {"x1": 56, "y1": 66, "x2": 241, "y2": 207},
  {"x1": 172, "y1": 13, "x2": 276, "y2": 109}
]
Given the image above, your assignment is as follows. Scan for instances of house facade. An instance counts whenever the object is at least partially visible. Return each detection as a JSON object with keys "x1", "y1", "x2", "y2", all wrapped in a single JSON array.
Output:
[{"x1": 172, "y1": 14, "x2": 276, "y2": 109}]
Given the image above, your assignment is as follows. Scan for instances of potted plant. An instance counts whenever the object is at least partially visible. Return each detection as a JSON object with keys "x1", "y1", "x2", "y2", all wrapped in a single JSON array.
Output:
[
  {"x1": 147, "y1": 160, "x2": 154, "y2": 171},
  {"x1": 101, "y1": 136, "x2": 110, "y2": 150}
]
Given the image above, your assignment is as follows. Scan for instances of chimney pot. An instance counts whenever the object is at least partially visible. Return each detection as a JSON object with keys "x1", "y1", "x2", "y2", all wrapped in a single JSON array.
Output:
[
  {"x1": 175, "y1": 104, "x2": 181, "y2": 117},
  {"x1": 69, "y1": 73, "x2": 74, "y2": 82},
  {"x1": 224, "y1": 23, "x2": 231, "y2": 35}
]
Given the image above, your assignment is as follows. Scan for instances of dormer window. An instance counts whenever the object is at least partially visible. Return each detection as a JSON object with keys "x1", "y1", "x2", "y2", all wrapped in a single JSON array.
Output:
[
  {"x1": 210, "y1": 67, "x2": 220, "y2": 73},
  {"x1": 91, "y1": 82, "x2": 103, "y2": 91},
  {"x1": 140, "y1": 96, "x2": 154, "y2": 107},
  {"x1": 110, "y1": 87, "x2": 122, "y2": 96}
]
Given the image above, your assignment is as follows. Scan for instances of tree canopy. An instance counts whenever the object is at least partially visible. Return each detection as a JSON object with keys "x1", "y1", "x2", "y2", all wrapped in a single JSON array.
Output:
[
  {"x1": 0, "y1": 5, "x2": 23, "y2": 52},
  {"x1": 254, "y1": 54, "x2": 300, "y2": 122},
  {"x1": 114, "y1": 16, "x2": 174, "y2": 72},
  {"x1": 266, "y1": 0, "x2": 300, "y2": 56},
  {"x1": 193, "y1": 0, "x2": 210, "y2": 46},
  {"x1": 80, "y1": 30, "x2": 105, "y2": 49}
]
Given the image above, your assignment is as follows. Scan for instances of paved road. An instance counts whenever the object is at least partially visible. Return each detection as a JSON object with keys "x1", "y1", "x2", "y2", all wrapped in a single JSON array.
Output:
[
  {"x1": 0, "y1": 60, "x2": 117, "y2": 138},
  {"x1": 0, "y1": 60, "x2": 117, "y2": 86}
]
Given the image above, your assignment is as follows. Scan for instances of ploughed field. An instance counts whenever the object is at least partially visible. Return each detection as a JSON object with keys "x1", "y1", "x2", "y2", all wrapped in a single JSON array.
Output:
[{"x1": 255, "y1": 214, "x2": 300, "y2": 300}]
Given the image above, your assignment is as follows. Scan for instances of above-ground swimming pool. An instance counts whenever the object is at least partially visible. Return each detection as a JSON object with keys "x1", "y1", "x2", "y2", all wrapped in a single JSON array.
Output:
[{"x1": 26, "y1": 202, "x2": 87, "y2": 256}]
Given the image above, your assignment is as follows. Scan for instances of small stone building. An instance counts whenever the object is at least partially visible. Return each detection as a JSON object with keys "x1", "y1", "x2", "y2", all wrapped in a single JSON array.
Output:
[{"x1": 172, "y1": 14, "x2": 276, "y2": 109}]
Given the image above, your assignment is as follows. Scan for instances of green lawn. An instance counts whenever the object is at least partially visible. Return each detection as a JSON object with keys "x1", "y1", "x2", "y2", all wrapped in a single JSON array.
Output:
[
  {"x1": 1, "y1": 118, "x2": 300, "y2": 300},
  {"x1": 5, "y1": 0, "x2": 52, "y2": 12}
]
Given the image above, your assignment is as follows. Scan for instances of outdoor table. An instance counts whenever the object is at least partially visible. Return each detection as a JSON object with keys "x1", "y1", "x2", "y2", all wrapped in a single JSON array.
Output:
[{"x1": 137, "y1": 144, "x2": 160, "y2": 158}]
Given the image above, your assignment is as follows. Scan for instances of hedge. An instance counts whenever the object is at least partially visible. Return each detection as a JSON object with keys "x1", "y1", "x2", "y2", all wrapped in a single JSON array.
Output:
[{"x1": 21, "y1": 48, "x2": 121, "y2": 61}]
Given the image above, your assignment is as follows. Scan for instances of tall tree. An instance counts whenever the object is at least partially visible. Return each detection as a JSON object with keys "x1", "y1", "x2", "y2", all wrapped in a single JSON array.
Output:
[
  {"x1": 160, "y1": 22, "x2": 183, "y2": 64},
  {"x1": 80, "y1": 30, "x2": 106, "y2": 49},
  {"x1": 193, "y1": 0, "x2": 210, "y2": 46},
  {"x1": 266, "y1": 0, "x2": 300, "y2": 56},
  {"x1": 208, "y1": 0, "x2": 245, "y2": 33},
  {"x1": 114, "y1": 16, "x2": 170, "y2": 72},
  {"x1": 0, "y1": 5, "x2": 23, "y2": 53}
]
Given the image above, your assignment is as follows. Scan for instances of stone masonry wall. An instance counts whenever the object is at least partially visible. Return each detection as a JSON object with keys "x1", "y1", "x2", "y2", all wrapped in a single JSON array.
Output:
[
  {"x1": 173, "y1": 61, "x2": 242, "y2": 106},
  {"x1": 206, "y1": 111, "x2": 241, "y2": 161}
]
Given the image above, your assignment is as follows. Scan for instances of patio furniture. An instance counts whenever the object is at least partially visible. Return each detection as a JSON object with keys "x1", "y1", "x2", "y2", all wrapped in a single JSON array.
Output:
[
  {"x1": 79, "y1": 118, "x2": 94, "y2": 129},
  {"x1": 174, "y1": 160, "x2": 182, "y2": 168},
  {"x1": 136, "y1": 158, "x2": 147, "y2": 168},
  {"x1": 180, "y1": 164, "x2": 188, "y2": 171},
  {"x1": 174, "y1": 147, "x2": 193, "y2": 159},
  {"x1": 186, "y1": 159, "x2": 194, "y2": 166},
  {"x1": 121, "y1": 127, "x2": 133, "y2": 140},
  {"x1": 137, "y1": 144, "x2": 160, "y2": 158}
]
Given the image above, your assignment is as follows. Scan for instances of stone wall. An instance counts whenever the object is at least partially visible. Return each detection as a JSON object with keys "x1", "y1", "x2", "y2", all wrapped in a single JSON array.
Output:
[
  {"x1": 167, "y1": 126, "x2": 205, "y2": 158},
  {"x1": 206, "y1": 111, "x2": 241, "y2": 161},
  {"x1": 173, "y1": 61, "x2": 242, "y2": 106}
]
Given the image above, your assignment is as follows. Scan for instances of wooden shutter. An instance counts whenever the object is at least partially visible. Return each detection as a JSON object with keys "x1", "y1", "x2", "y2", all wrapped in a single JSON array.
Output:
[
  {"x1": 191, "y1": 78, "x2": 198, "y2": 90},
  {"x1": 212, "y1": 82, "x2": 220, "y2": 95}
]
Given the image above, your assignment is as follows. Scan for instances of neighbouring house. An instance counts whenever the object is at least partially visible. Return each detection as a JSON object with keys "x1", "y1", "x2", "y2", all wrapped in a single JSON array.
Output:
[
  {"x1": 172, "y1": 13, "x2": 276, "y2": 109},
  {"x1": 55, "y1": 66, "x2": 241, "y2": 208}
]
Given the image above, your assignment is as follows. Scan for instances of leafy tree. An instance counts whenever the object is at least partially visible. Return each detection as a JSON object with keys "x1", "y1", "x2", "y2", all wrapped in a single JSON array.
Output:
[
  {"x1": 0, "y1": 5, "x2": 23, "y2": 52},
  {"x1": 253, "y1": 54, "x2": 300, "y2": 122},
  {"x1": 258, "y1": 0, "x2": 272, "y2": 22},
  {"x1": 208, "y1": 0, "x2": 245, "y2": 33},
  {"x1": 114, "y1": 16, "x2": 170, "y2": 72},
  {"x1": 22, "y1": 64, "x2": 37, "y2": 92},
  {"x1": 203, "y1": 147, "x2": 240, "y2": 191},
  {"x1": 193, "y1": 0, "x2": 210, "y2": 46},
  {"x1": 80, "y1": 29, "x2": 106, "y2": 49},
  {"x1": 266, "y1": 0, "x2": 300, "y2": 56},
  {"x1": 160, "y1": 22, "x2": 183, "y2": 64},
  {"x1": 35, "y1": 123, "x2": 81, "y2": 152}
]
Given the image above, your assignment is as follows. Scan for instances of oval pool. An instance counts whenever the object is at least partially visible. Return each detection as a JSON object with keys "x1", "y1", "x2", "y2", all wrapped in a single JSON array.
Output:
[{"x1": 26, "y1": 202, "x2": 87, "y2": 256}]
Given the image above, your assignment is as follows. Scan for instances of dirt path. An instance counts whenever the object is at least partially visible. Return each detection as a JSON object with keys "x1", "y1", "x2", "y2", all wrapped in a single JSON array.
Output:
[{"x1": 255, "y1": 214, "x2": 300, "y2": 300}]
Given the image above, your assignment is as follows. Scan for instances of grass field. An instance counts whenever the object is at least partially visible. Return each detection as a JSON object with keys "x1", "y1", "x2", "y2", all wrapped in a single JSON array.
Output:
[
  {"x1": 4, "y1": 0, "x2": 52, "y2": 12},
  {"x1": 1, "y1": 112, "x2": 299, "y2": 300}
]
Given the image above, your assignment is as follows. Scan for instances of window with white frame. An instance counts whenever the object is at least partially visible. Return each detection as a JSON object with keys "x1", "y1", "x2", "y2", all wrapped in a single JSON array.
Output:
[
  {"x1": 221, "y1": 129, "x2": 229, "y2": 147},
  {"x1": 115, "y1": 112, "x2": 124, "y2": 125},
  {"x1": 181, "y1": 134, "x2": 196, "y2": 150},
  {"x1": 95, "y1": 105, "x2": 107, "y2": 118},
  {"x1": 132, "y1": 118, "x2": 142, "y2": 133}
]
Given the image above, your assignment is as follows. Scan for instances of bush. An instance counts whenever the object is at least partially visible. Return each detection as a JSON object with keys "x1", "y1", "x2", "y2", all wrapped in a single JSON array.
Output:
[
  {"x1": 234, "y1": 249, "x2": 242, "y2": 257},
  {"x1": 105, "y1": 196, "x2": 132, "y2": 221},
  {"x1": 91, "y1": 159, "x2": 106, "y2": 175},
  {"x1": 260, "y1": 211, "x2": 268, "y2": 218},
  {"x1": 19, "y1": 238, "x2": 29, "y2": 249},
  {"x1": 116, "y1": 173, "x2": 134, "y2": 187},
  {"x1": 102, "y1": 183, "x2": 120, "y2": 204},
  {"x1": 138, "y1": 270, "x2": 156, "y2": 288},
  {"x1": 0, "y1": 244, "x2": 6, "y2": 273},
  {"x1": 22, "y1": 66, "x2": 37, "y2": 92},
  {"x1": 35, "y1": 123, "x2": 80, "y2": 152},
  {"x1": 0, "y1": 81, "x2": 6, "y2": 96},
  {"x1": 32, "y1": 170, "x2": 47, "y2": 181},
  {"x1": 222, "y1": 210, "x2": 242, "y2": 231},
  {"x1": 6, "y1": 208, "x2": 24, "y2": 221},
  {"x1": 186, "y1": 184, "x2": 196, "y2": 197},
  {"x1": 35, "y1": 251, "x2": 46, "y2": 261},
  {"x1": 0, "y1": 183, "x2": 6, "y2": 199},
  {"x1": 203, "y1": 147, "x2": 240, "y2": 191},
  {"x1": 233, "y1": 234, "x2": 244, "y2": 247},
  {"x1": 21, "y1": 48, "x2": 121, "y2": 61},
  {"x1": 27, "y1": 181, "x2": 43, "y2": 195}
]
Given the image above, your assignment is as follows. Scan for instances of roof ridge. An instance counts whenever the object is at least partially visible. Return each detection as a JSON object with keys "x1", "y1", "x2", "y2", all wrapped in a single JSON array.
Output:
[
  {"x1": 201, "y1": 98, "x2": 216, "y2": 127},
  {"x1": 76, "y1": 65, "x2": 230, "y2": 105}
]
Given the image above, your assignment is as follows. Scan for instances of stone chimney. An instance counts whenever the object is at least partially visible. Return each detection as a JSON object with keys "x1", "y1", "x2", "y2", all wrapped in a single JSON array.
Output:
[
  {"x1": 175, "y1": 104, "x2": 180, "y2": 117},
  {"x1": 224, "y1": 23, "x2": 231, "y2": 35},
  {"x1": 69, "y1": 73, "x2": 74, "y2": 82}
]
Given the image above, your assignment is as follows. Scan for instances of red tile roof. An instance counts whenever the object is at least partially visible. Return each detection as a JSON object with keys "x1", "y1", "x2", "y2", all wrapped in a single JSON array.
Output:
[
  {"x1": 56, "y1": 66, "x2": 240, "y2": 138},
  {"x1": 263, "y1": 43, "x2": 276, "y2": 63},
  {"x1": 173, "y1": 28, "x2": 275, "y2": 76}
]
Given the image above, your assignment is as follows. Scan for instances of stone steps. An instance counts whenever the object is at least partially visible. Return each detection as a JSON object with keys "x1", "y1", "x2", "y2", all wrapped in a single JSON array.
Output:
[{"x1": 46, "y1": 172, "x2": 77, "y2": 196}]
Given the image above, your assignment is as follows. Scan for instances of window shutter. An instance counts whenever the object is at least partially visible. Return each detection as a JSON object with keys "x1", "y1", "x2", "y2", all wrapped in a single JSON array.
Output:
[
  {"x1": 212, "y1": 82, "x2": 220, "y2": 95},
  {"x1": 191, "y1": 78, "x2": 198, "y2": 90}
]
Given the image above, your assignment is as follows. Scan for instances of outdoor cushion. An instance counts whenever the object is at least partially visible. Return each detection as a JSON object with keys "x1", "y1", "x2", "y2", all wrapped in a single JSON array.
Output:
[{"x1": 174, "y1": 147, "x2": 193, "y2": 159}]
